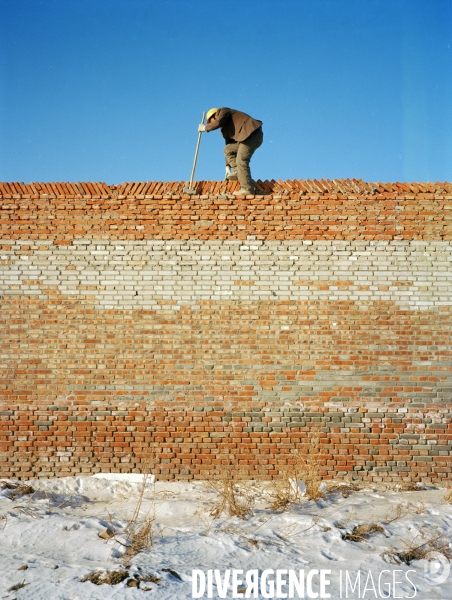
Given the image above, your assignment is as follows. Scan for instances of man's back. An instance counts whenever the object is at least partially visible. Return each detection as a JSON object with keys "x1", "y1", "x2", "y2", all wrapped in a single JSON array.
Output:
[{"x1": 205, "y1": 107, "x2": 263, "y2": 143}]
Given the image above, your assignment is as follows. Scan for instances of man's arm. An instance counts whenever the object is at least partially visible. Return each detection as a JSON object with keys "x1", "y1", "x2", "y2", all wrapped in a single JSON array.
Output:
[{"x1": 204, "y1": 107, "x2": 231, "y2": 132}]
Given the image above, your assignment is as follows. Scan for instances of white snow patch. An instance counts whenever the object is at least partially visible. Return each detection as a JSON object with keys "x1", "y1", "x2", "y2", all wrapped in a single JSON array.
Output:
[
  {"x1": 0, "y1": 477, "x2": 450, "y2": 599},
  {"x1": 93, "y1": 473, "x2": 155, "y2": 484}
]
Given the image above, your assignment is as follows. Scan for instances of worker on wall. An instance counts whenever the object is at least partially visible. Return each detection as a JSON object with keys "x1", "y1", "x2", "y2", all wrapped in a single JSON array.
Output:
[{"x1": 199, "y1": 107, "x2": 263, "y2": 196}]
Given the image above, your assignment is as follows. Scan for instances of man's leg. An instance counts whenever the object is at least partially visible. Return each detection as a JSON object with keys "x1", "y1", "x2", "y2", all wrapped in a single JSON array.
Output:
[
  {"x1": 236, "y1": 128, "x2": 263, "y2": 192},
  {"x1": 223, "y1": 141, "x2": 239, "y2": 170}
]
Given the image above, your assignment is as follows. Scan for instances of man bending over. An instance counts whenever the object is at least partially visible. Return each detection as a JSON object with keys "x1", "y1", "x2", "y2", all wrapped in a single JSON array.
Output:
[{"x1": 199, "y1": 107, "x2": 263, "y2": 195}]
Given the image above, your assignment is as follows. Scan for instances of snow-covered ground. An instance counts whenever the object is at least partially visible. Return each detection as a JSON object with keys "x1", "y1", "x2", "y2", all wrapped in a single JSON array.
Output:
[{"x1": 0, "y1": 475, "x2": 451, "y2": 600}]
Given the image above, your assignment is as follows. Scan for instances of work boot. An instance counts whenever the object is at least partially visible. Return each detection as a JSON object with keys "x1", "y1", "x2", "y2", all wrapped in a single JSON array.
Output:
[
  {"x1": 227, "y1": 170, "x2": 238, "y2": 181},
  {"x1": 233, "y1": 188, "x2": 254, "y2": 196}
]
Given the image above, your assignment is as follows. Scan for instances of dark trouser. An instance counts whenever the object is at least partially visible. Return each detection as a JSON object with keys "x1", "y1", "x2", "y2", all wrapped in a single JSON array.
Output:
[{"x1": 224, "y1": 127, "x2": 263, "y2": 191}]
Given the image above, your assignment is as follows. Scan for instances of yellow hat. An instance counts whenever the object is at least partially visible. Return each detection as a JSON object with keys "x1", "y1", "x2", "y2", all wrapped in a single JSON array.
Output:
[{"x1": 206, "y1": 108, "x2": 218, "y2": 121}]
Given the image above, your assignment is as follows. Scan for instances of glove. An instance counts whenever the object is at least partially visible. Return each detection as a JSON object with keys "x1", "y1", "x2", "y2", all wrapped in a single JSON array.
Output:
[{"x1": 198, "y1": 124, "x2": 206, "y2": 132}]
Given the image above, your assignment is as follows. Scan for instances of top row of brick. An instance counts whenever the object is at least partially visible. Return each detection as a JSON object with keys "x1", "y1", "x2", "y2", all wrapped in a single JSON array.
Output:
[{"x1": 1, "y1": 179, "x2": 451, "y2": 198}]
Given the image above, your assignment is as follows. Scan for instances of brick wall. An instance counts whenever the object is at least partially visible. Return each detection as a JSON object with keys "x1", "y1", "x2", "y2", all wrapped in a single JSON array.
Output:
[{"x1": 1, "y1": 181, "x2": 451, "y2": 482}]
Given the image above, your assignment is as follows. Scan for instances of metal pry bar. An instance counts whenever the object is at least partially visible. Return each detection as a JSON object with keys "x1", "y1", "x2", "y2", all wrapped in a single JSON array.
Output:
[{"x1": 183, "y1": 111, "x2": 206, "y2": 195}]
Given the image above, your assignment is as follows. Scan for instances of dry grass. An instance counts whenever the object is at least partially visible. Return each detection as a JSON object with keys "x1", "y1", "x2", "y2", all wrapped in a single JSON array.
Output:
[
  {"x1": 126, "y1": 572, "x2": 162, "y2": 591},
  {"x1": 382, "y1": 527, "x2": 452, "y2": 565},
  {"x1": 81, "y1": 570, "x2": 161, "y2": 590},
  {"x1": 382, "y1": 499, "x2": 426, "y2": 522},
  {"x1": 275, "y1": 518, "x2": 320, "y2": 540},
  {"x1": 208, "y1": 461, "x2": 255, "y2": 520},
  {"x1": 139, "y1": 573, "x2": 162, "y2": 584},
  {"x1": 1, "y1": 482, "x2": 35, "y2": 500},
  {"x1": 196, "y1": 506, "x2": 216, "y2": 536},
  {"x1": 409, "y1": 498, "x2": 426, "y2": 515},
  {"x1": 266, "y1": 468, "x2": 301, "y2": 511},
  {"x1": 119, "y1": 513, "x2": 154, "y2": 563},
  {"x1": 382, "y1": 503, "x2": 410, "y2": 525},
  {"x1": 327, "y1": 482, "x2": 361, "y2": 498},
  {"x1": 102, "y1": 460, "x2": 156, "y2": 563},
  {"x1": 10, "y1": 505, "x2": 38, "y2": 518},
  {"x1": 342, "y1": 523, "x2": 385, "y2": 543},
  {"x1": 266, "y1": 433, "x2": 326, "y2": 510},
  {"x1": 219, "y1": 524, "x2": 277, "y2": 549},
  {"x1": 336, "y1": 508, "x2": 357, "y2": 530},
  {"x1": 222, "y1": 515, "x2": 299, "y2": 550},
  {"x1": 162, "y1": 568, "x2": 183, "y2": 581},
  {"x1": 296, "y1": 433, "x2": 326, "y2": 501},
  {"x1": 395, "y1": 481, "x2": 422, "y2": 492},
  {"x1": 117, "y1": 469, "x2": 155, "y2": 563},
  {"x1": 8, "y1": 579, "x2": 28, "y2": 592},
  {"x1": 81, "y1": 570, "x2": 129, "y2": 585},
  {"x1": 443, "y1": 489, "x2": 452, "y2": 503}
]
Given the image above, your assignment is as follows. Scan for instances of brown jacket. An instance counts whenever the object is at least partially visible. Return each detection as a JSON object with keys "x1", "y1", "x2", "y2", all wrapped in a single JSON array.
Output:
[{"x1": 205, "y1": 107, "x2": 263, "y2": 143}]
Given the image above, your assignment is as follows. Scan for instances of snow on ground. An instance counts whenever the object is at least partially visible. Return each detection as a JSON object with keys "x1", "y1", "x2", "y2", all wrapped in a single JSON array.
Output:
[{"x1": 0, "y1": 475, "x2": 451, "y2": 600}]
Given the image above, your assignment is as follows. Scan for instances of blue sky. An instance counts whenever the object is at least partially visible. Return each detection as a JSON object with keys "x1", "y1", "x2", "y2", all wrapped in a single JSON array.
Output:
[{"x1": 1, "y1": 0, "x2": 451, "y2": 184}]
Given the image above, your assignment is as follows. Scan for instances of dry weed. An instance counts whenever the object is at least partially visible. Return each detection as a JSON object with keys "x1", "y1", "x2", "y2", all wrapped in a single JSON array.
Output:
[
  {"x1": 118, "y1": 468, "x2": 155, "y2": 563},
  {"x1": 139, "y1": 573, "x2": 162, "y2": 584},
  {"x1": 103, "y1": 460, "x2": 156, "y2": 563},
  {"x1": 382, "y1": 527, "x2": 452, "y2": 565},
  {"x1": 162, "y1": 568, "x2": 183, "y2": 581},
  {"x1": 208, "y1": 462, "x2": 254, "y2": 520},
  {"x1": 267, "y1": 433, "x2": 325, "y2": 508},
  {"x1": 395, "y1": 482, "x2": 422, "y2": 492},
  {"x1": 382, "y1": 503, "x2": 410, "y2": 525},
  {"x1": 11, "y1": 505, "x2": 38, "y2": 518},
  {"x1": 342, "y1": 523, "x2": 385, "y2": 543},
  {"x1": 409, "y1": 498, "x2": 426, "y2": 515},
  {"x1": 82, "y1": 570, "x2": 161, "y2": 590},
  {"x1": 336, "y1": 508, "x2": 357, "y2": 530},
  {"x1": 120, "y1": 513, "x2": 154, "y2": 563},
  {"x1": 275, "y1": 518, "x2": 320, "y2": 540},
  {"x1": 327, "y1": 482, "x2": 361, "y2": 498},
  {"x1": 196, "y1": 507, "x2": 217, "y2": 536},
  {"x1": 220, "y1": 524, "x2": 282, "y2": 549},
  {"x1": 8, "y1": 579, "x2": 28, "y2": 592},
  {"x1": 296, "y1": 433, "x2": 326, "y2": 501},
  {"x1": 266, "y1": 467, "x2": 300, "y2": 511},
  {"x1": 126, "y1": 573, "x2": 162, "y2": 589},
  {"x1": 1, "y1": 482, "x2": 35, "y2": 500},
  {"x1": 81, "y1": 570, "x2": 129, "y2": 585},
  {"x1": 443, "y1": 489, "x2": 452, "y2": 503}
]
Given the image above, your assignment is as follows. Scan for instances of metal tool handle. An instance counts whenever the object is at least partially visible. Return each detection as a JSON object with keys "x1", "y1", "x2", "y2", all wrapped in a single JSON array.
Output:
[{"x1": 188, "y1": 112, "x2": 205, "y2": 190}]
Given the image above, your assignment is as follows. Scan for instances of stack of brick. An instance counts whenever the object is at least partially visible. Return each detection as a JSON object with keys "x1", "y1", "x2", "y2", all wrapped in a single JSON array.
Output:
[{"x1": 0, "y1": 179, "x2": 451, "y2": 482}]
